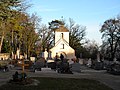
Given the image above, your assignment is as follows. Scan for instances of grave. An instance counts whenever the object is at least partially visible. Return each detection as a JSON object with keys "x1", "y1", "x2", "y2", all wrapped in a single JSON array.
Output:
[{"x1": 71, "y1": 63, "x2": 81, "y2": 73}]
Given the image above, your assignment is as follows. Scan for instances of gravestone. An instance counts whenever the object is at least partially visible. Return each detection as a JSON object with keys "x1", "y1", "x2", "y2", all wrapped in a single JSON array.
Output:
[
  {"x1": 97, "y1": 52, "x2": 100, "y2": 62},
  {"x1": 30, "y1": 57, "x2": 35, "y2": 62},
  {"x1": 87, "y1": 58, "x2": 92, "y2": 67},
  {"x1": 68, "y1": 59, "x2": 74, "y2": 65},
  {"x1": 34, "y1": 59, "x2": 45, "y2": 71},
  {"x1": 71, "y1": 63, "x2": 81, "y2": 73},
  {"x1": 44, "y1": 49, "x2": 48, "y2": 61},
  {"x1": 79, "y1": 58, "x2": 84, "y2": 65}
]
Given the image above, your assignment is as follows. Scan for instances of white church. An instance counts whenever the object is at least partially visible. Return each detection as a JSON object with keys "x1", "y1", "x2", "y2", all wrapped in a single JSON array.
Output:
[{"x1": 49, "y1": 25, "x2": 76, "y2": 60}]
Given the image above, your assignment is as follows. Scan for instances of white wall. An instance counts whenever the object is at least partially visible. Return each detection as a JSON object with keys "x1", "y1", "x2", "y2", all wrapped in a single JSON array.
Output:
[
  {"x1": 50, "y1": 44, "x2": 76, "y2": 60},
  {"x1": 55, "y1": 32, "x2": 69, "y2": 45}
]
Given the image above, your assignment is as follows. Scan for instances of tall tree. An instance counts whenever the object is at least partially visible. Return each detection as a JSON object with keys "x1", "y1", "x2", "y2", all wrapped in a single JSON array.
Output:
[
  {"x1": 37, "y1": 24, "x2": 54, "y2": 52},
  {"x1": 67, "y1": 18, "x2": 86, "y2": 57},
  {"x1": 100, "y1": 17, "x2": 120, "y2": 61},
  {"x1": 0, "y1": 0, "x2": 23, "y2": 52},
  {"x1": 18, "y1": 13, "x2": 40, "y2": 58}
]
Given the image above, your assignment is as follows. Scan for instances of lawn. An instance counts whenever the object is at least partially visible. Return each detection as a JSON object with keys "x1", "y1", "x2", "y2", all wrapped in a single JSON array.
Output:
[{"x1": 0, "y1": 77, "x2": 113, "y2": 90}]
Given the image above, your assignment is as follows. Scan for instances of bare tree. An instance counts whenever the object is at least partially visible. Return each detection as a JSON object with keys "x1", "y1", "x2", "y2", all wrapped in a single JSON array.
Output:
[
  {"x1": 67, "y1": 18, "x2": 86, "y2": 49},
  {"x1": 37, "y1": 24, "x2": 54, "y2": 52},
  {"x1": 100, "y1": 16, "x2": 120, "y2": 61}
]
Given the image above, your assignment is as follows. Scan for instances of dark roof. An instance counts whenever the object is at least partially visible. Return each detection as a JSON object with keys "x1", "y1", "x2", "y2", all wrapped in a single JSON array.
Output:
[{"x1": 55, "y1": 25, "x2": 69, "y2": 32}]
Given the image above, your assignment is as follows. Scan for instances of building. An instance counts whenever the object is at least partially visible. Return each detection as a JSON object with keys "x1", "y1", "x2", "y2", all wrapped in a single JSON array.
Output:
[
  {"x1": 0, "y1": 53, "x2": 10, "y2": 60},
  {"x1": 50, "y1": 25, "x2": 76, "y2": 60}
]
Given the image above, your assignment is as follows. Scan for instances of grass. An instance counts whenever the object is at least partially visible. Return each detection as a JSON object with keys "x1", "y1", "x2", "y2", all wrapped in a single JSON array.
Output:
[{"x1": 0, "y1": 77, "x2": 113, "y2": 90}]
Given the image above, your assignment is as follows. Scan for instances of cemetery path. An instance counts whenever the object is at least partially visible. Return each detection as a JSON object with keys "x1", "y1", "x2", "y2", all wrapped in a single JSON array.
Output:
[{"x1": 0, "y1": 66, "x2": 120, "y2": 90}]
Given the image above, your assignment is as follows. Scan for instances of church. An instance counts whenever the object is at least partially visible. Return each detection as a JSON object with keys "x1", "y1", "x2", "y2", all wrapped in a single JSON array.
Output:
[{"x1": 50, "y1": 25, "x2": 76, "y2": 60}]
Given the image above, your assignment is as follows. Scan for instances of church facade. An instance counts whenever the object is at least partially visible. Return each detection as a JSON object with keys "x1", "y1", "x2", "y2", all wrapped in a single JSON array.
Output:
[{"x1": 50, "y1": 25, "x2": 76, "y2": 60}]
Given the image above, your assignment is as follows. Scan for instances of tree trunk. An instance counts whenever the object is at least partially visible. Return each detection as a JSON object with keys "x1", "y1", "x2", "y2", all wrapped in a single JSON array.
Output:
[
  {"x1": 0, "y1": 32, "x2": 4, "y2": 53},
  {"x1": 0, "y1": 22, "x2": 5, "y2": 53}
]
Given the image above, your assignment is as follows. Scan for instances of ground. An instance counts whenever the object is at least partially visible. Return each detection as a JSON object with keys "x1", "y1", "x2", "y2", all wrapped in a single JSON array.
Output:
[{"x1": 0, "y1": 65, "x2": 120, "y2": 90}]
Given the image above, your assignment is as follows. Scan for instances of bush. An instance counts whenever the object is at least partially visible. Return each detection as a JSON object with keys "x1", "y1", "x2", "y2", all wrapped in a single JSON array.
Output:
[{"x1": 107, "y1": 63, "x2": 120, "y2": 75}]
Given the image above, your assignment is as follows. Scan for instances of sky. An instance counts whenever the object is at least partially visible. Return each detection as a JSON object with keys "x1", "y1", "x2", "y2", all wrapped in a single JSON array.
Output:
[{"x1": 26, "y1": 0, "x2": 120, "y2": 45}]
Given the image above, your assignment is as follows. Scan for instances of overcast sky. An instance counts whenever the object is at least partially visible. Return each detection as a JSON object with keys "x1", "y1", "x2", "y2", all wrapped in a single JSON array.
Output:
[{"x1": 26, "y1": 0, "x2": 120, "y2": 45}]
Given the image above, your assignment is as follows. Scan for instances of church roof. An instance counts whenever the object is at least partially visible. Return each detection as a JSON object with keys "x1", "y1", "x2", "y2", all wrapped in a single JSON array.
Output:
[{"x1": 55, "y1": 25, "x2": 69, "y2": 32}]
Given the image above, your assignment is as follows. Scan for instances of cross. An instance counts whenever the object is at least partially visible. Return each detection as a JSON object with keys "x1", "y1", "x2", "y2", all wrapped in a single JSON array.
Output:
[{"x1": 21, "y1": 59, "x2": 29, "y2": 73}]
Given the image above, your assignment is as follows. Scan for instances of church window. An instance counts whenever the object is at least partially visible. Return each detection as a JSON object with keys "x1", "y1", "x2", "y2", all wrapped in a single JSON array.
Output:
[
  {"x1": 60, "y1": 44, "x2": 64, "y2": 49},
  {"x1": 61, "y1": 33, "x2": 63, "y2": 38},
  {"x1": 63, "y1": 44, "x2": 64, "y2": 49}
]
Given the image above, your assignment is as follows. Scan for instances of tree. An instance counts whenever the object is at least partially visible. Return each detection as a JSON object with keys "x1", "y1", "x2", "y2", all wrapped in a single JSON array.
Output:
[
  {"x1": 100, "y1": 17, "x2": 120, "y2": 61},
  {"x1": 18, "y1": 13, "x2": 40, "y2": 58},
  {"x1": 0, "y1": 0, "x2": 39, "y2": 59},
  {"x1": 0, "y1": 0, "x2": 23, "y2": 52},
  {"x1": 84, "y1": 40, "x2": 99, "y2": 60},
  {"x1": 67, "y1": 18, "x2": 86, "y2": 57},
  {"x1": 7, "y1": 11, "x2": 28, "y2": 54},
  {"x1": 1, "y1": 39, "x2": 10, "y2": 53},
  {"x1": 48, "y1": 20, "x2": 64, "y2": 30},
  {"x1": 37, "y1": 24, "x2": 54, "y2": 52}
]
